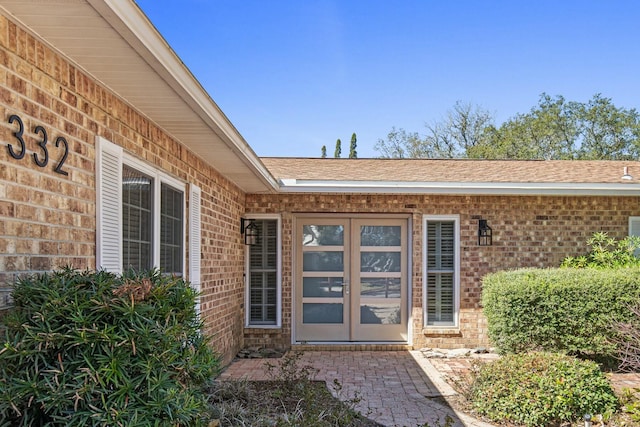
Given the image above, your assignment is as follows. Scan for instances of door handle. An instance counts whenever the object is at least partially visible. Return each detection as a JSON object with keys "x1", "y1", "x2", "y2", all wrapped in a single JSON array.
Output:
[{"x1": 343, "y1": 279, "x2": 349, "y2": 295}]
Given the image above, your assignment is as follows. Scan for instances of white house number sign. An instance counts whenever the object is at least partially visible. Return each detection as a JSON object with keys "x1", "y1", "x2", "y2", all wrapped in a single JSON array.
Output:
[{"x1": 6, "y1": 114, "x2": 69, "y2": 176}]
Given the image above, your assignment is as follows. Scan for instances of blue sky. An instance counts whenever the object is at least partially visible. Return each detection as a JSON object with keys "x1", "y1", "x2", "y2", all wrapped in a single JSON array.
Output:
[{"x1": 135, "y1": 1, "x2": 640, "y2": 158}]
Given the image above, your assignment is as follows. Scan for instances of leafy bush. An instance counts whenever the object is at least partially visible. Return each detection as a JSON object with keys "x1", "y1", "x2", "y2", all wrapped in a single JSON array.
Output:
[
  {"x1": 468, "y1": 352, "x2": 618, "y2": 427},
  {"x1": 0, "y1": 268, "x2": 219, "y2": 426},
  {"x1": 561, "y1": 231, "x2": 640, "y2": 269},
  {"x1": 482, "y1": 268, "x2": 640, "y2": 361}
]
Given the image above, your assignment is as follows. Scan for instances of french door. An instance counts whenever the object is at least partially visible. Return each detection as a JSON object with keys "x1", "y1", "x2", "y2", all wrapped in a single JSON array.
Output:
[{"x1": 294, "y1": 216, "x2": 408, "y2": 342}]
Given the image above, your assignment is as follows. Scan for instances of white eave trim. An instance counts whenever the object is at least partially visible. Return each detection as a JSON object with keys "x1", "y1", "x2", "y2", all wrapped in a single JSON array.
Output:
[
  {"x1": 278, "y1": 179, "x2": 640, "y2": 196},
  {"x1": 87, "y1": 0, "x2": 279, "y2": 192}
]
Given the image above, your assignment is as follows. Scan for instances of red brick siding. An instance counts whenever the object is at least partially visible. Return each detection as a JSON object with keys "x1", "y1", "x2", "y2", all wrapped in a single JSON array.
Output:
[
  {"x1": 246, "y1": 193, "x2": 640, "y2": 350},
  {"x1": 0, "y1": 14, "x2": 246, "y2": 364}
]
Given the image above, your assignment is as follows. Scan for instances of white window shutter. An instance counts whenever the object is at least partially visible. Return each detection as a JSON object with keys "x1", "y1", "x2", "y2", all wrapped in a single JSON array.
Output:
[
  {"x1": 95, "y1": 136, "x2": 122, "y2": 273},
  {"x1": 189, "y1": 185, "x2": 202, "y2": 312}
]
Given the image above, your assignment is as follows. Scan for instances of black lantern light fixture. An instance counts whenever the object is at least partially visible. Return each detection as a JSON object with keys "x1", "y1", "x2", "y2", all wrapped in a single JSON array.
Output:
[
  {"x1": 241, "y1": 218, "x2": 259, "y2": 245},
  {"x1": 478, "y1": 219, "x2": 492, "y2": 246}
]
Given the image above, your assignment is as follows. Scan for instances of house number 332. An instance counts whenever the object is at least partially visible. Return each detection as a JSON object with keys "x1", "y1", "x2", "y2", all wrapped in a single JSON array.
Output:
[{"x1": 7, "y1": 114, "x2": 69, "y2": 176}]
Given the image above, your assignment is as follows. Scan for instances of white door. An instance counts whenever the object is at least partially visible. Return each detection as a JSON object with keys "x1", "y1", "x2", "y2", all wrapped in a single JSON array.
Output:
[{"x1": 295, "y1": 216, "x2": 408, "y2": 342}]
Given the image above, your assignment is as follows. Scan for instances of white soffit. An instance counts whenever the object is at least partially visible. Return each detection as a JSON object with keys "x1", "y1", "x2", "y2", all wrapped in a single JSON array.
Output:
[
  {"x1": 278, "y1": 179, "x2": 640, "y2": 196},
  {"x1": 0, "y1": 0, "x2": 278, "y2": 194}
]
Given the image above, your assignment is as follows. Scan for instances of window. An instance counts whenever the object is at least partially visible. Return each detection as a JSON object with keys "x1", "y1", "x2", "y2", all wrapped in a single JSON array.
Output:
[
  {"x1": 423, "y1": 216, "x2": 459, "y2": 327},
  {"x1": 97, "y1": 137, "x2": 198, "y2": 281},
  {"x1": 630, "y1": 217, "x2": 640, "y2": 257},
  {"x1": 246, "y1": 217, "x2": 281, "y2": 327},
  {"x1": 630, "y1": 217, "x2": 640, "y2": 238}
]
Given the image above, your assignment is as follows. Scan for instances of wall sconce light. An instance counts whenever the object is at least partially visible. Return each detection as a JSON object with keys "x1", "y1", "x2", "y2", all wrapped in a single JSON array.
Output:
[
  {"x1": 241, "y1": 218, "x2": 259, "y2": 245},
  {"x1": 478, "y1": 219, "x2": 492, "y2": 246}
]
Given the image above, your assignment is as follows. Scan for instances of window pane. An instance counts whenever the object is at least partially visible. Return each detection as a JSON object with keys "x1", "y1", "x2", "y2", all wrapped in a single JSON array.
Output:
[
  {"x1": 426, "y1": 220, "x2": 456, "y2": 326},
  {"x1": 360, "y1": 225, "x2": 401, "y2": 246},
  {"x1": 302, "y1": 225, "x2": 344, "y2": 246},
  {"x1": 303, "y1": 303, "x2": 343, "y2": 323},
  {"x1": 360, "y1": 278, "x2": 401, "y2": 298},
  {"x1": 249, "y1": 221, "x2": 278, "y2": 269},
  {"x1": 303, "y1": 277, "x2": 343, "y2": 297},
  {"x1": 360, "y1": 251, "x2": 401, "y2": 272},
  {"x1": 427, "y1": 222, "x2": 454, "y2": 270},
  {"x1": 361, "y1": 304, "x2": 401, "y2": 324},
  {"x1": 122, "y1": 165, "x2": 153, "y2": 272},
  {"x1": 249, "y1": 271, "x2": 277, "y2": 324},
  {"x1": 160, "y1": 183, "x2": 183, "y2": 276},
  {"x1": 303, "y1": 252, "x2": 344, "y2": 272},
  {"x1": 248, "y1": 219, "x2": 278, "y2": 325},
  {"x1": 426, "y1": 273, "x2": 454, "y2": 325}
]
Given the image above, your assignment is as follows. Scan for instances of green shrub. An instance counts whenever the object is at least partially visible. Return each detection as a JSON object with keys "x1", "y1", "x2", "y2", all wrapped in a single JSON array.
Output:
[
  {"x1": 0, "y1": 268, "x2": 219, "y2": 426},
  {"x1": 468, "y1": 352, "x2": 618, "y2": 427},
  {"x1": 482, "y1": 268, "x2": 640, "y2": 361},
  {"x1": 561, "y1": 231, "x2": 640, "y2": 269}
]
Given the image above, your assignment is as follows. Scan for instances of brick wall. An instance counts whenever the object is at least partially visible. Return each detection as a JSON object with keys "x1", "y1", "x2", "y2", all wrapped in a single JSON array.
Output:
[
  {"x1": 0, "y1": 14, "x2": 246, "y2": 364},
  {"x1": 245, "y1": 193, "x2": 640, "y2": 350}
]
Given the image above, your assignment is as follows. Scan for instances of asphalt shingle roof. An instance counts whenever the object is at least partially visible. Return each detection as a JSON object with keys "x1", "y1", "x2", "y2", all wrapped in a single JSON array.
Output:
[{"x1": 261, "y1": 158, "x2": 640, "y2": 184}]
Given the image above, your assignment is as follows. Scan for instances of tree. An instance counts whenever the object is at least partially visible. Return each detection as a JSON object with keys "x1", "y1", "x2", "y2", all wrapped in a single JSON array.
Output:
[
  {"x1": 375, "y1": 94, "x2": 640, "y2": 160},
  {"x1": 577, "y1": 94, "x2": 640, "y2": 160},
  {"x1": 349, "y1": 133, "x2": 358, "y2": 158},
  {"x1": 469, "y1": 94, "x2": 580, "y2": 160},
  {"x1": 321, "y1": 145, "x2": 327, "y2": 158},
  {"x1": 374, "y1": 101, "x2": 494, "y2": 158},
  {"x1": 374, "y1": 127, "x2": 429, "y2": 158},
  {"x1": 334, "y1": 139, "x2": 341, "y2": 158}
]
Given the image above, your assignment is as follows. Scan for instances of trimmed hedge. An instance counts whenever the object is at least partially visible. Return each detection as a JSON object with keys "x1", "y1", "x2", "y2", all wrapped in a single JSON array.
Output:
[
  {"x1": 0, "y1": 268, "x2": 219, "y2": 426},
  {"x1": 482, "y1": 267, "x2": 640, "y2": 360},
  {"x1": 469, "y1": 352, "x2": 618, "y2": 427}
]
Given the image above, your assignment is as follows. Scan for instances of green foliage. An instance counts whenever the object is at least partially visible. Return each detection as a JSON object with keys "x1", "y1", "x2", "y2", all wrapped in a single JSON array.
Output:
[
  {"x1": 620, "y1": 388, "x2": 640, "y2": 422},
  {"x1": 334, "y1": 138, "x2": 342, "y2": 158},
  {"x1": 482, "y1": 268, "x2": 640, "y2": 361},
  {"x1": 321, "y1": 145, "x2": 327, "y2": 158},
  {"x1": 561, "y1": 231, "x2": 640, "y2": 269},
  {"x1": 375, "y1": 101, "x2": 493, "y2": 158},
  {"x1": 468, "y1": 352, "x2": 618, "y2": 427},
  {"x1": 349, "y1": 132, "x2": 357, "y2": 158},
  {"x1": 0, "y1": 268, "x2": 219, "y2": 426},
  {"x1": 375, "y1": 93, "x2": 640, "y2": 160}
]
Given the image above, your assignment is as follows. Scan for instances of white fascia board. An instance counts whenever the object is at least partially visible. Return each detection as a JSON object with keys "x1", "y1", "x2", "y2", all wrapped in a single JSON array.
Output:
[
  {"x1": 278, "y1": 179, "x2": 640, "y2": 196},
  {"x1": 89, "y1": 0, "x2": 279, "y2": 191}
]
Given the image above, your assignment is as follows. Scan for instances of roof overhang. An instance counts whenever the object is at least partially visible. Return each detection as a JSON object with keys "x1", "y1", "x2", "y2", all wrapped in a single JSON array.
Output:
[
  {"x1": 0, "y1": 0, "x2": 279, "y2": 193},
  {"x1": 278, "y1": 179, "x2": 640, "y2": 196}
]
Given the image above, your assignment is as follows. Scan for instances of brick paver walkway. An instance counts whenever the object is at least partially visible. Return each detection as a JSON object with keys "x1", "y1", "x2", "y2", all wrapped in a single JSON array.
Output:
[{"x1": 219, "y1": 350, "x2": 496, "y2": 427}]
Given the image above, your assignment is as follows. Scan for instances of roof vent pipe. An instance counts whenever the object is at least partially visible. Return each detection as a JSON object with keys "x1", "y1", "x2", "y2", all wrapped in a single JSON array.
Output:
[{"x1": 622, "y1": 166, "x2": 633, "y2": 180}]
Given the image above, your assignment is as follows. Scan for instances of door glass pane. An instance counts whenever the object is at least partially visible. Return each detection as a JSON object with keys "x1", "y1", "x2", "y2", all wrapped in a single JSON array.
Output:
[
  {"x1": 360, "y1": 225, "x2": 401, "y2": 246},
  {"x1": 303, "y1": 252, "x2": 344, "y2": 271},
  {"x1": 361, "y1": 304, "x2": 401, "y2": 324},
  {"x1": 360, "y1": 278, "x2": 401, "y2": 298},
  {"x1": 303, "y1": 277, "x2": 343, "y2": 297},
  {"x1": 303, "y1": 303, "x2": 343, "y2": 323},
  {"x1": 302, "y1": 225, "x2": 344, "y2": 246},
  {"x1": 122, "y1": 165, "x2": 153, "y2": 272},
  {"x1": 160, "y1": 183, "x2": 183, "y2": 276},
  {"x1": 360, "y1": 252, "x2": 401, "y2": 272}
]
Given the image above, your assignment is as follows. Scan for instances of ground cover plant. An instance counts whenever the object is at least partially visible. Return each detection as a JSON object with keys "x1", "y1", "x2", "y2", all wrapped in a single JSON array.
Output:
[
  {"x1": 209, "y1": 351, "x2": 382, "y2": 426},
  {"x1": 0, "y1": 268, "x2": 219, "y2": 426},
  {"x1": 462, "y1": 352, "x2": 619, "y2": 427}
]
